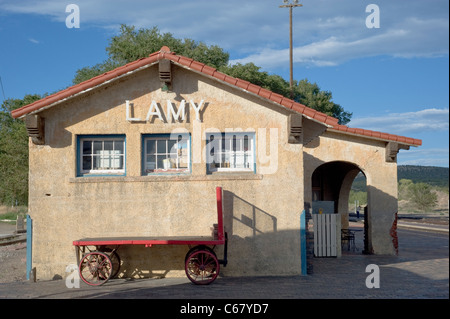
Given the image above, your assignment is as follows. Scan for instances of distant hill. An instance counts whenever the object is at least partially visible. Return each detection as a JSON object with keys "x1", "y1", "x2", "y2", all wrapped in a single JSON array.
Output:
[
  {"x1": 352, "y1": 165, "x2": 449, "y2": 191},
  {"x1": 397, "y1": 165, "x2": 449, "y2": 188}
]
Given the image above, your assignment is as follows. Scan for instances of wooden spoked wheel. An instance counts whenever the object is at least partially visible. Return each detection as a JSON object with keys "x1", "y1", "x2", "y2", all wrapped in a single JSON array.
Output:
[
  {"x1": 108, "y1": 251, "x2": 121, "y2": 279},
  {"x1": 185, "y1": 247, "x2": 220, "y2": 285},
  {"x1": 98, "y1": 247, "x2": 121, "y2": 279},
  {"x1": 79, "y1": 251, "x2": 113, "y2": 286}
]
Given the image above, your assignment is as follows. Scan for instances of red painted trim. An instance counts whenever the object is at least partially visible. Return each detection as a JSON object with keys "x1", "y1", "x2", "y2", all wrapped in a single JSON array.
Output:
[
  {"x1": 73, "y1": 237, "x2": 225, "y2": 246},
  {"x1": 216, "y1": 186, "x2": 224, "y2": 241}
]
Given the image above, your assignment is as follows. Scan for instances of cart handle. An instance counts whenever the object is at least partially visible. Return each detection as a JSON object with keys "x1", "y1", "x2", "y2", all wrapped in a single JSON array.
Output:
[{"x1": 216, "y1": 187, "x2": 225, "y2": 241}]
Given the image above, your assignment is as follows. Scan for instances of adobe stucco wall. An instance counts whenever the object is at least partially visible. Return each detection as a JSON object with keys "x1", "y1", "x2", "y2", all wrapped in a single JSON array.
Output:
[{"x1": 28, "y1": 64, "x2": 305, "y2": 280}]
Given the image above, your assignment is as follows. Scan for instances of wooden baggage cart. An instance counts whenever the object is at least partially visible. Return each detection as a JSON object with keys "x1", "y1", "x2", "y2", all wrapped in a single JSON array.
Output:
[{"x1": 73, "y1": 187, "x2": 228, "y2": 286}]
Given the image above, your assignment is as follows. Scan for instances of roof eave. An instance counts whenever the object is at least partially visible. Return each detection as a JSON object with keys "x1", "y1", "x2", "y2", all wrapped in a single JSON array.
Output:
[
  {"x1": 328, "y1": 126, "x2": 422, "y2": 147},
  {"x1": 11, "y1": 58, "x2": 160, "y2": 119}
]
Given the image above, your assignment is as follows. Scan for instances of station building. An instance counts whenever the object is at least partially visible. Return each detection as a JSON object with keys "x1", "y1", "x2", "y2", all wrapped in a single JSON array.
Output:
[{"x1": 11, "y1": 46, "x2": 421, "y2": 281}]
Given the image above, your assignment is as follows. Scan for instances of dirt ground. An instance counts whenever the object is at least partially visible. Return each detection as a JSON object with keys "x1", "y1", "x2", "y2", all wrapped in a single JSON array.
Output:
[
  {"x1": 0, "y1": 220, "x2": 27, "y2": 283},
  {"x1": 0, "y1": 241, "x2": 27, "y2": 283}
]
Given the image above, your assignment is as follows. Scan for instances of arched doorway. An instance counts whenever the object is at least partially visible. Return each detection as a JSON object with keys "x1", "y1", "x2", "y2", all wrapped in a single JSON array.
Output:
[
  {"x1": 304, "y1": 131, "x2": 402, "y2": 258},
  {"x1": 310, "y1": 161, "x2": 370, "y2": 256}
]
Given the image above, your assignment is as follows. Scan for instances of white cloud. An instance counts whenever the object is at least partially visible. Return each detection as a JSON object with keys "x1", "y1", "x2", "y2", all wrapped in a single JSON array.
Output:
[
  {"x1": 398, "y1": 147, "x2": 449, "y2": 167},
  {"x1": 349, "y1": 108, "x2": 449, "y2": 135},
  {"x1": 231, "y1": 16, "x2": 449, "y2": 68},
  {"x1": 28, "y1": 38, "x2": 40, "y2": 44},
  {"x1": 1, "y1": 0, "x2": 447, "y2": 67},
  {"x1": 0, "y1": 1, "x2": 64, "y2": 16}
]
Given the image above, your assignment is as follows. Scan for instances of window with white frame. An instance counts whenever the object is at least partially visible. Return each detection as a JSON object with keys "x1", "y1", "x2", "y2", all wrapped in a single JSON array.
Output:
[
  {"x1": 78, "y1": 135, "x2": 126, "y2": 176},
  {"x1": 206, "y1": 132, "x2": 255, "y2": 173},
  {"x1": 143, "y1": 134, "x2": 190, "y2": 174}
]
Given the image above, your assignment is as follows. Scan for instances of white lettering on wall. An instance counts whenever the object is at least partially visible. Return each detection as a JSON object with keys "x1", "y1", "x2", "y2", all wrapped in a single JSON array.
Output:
[
  {"x1": 126, "y1": 100, "x2": 139, "y2": 121},
  {"x1": 190, "y1": 100, "x2": 204, "y2": 122},
  {"x1": 146, "y1": 101, "x2": 164, "y2": 122},
  {"x1": 126, "y1": 99, "x2": 205, "y2": 123},
  {"x1": 167, "y1": 100, "x2": 186, "y2": 122}
]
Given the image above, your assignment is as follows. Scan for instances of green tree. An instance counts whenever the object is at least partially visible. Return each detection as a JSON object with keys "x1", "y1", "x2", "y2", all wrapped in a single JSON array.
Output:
[
  {"x1": 219, "y1": 62, "x2": 291, "y2": 97},
  {"x1": 72, "y1": 58, "x2": 122, "y2": 86},
  {"x1": 398, "y1": 178, "x2": 414, "y2": 200},
  {"x1": 73, "y1": 25, "x2": 230, "y2": 85},
  {"x1": 220, "y1": 64, "x2": 352, "y2": 124},
  {"x1": 349, "y1": 190, "x2": 367, "y2": 206},
  {"x1": 295, "y1": 79, "x2": 352, "y2": 125},
  {"x1": 407, "y1": 182, "x2": 438, "y2": 212},
  {"x1": 0, "y1": 94, "x2": 42, "y2": 205}
]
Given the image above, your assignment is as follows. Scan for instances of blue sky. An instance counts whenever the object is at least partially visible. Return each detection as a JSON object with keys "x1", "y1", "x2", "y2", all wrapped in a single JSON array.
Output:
[{"x1": 0, "y1": 0, "x2": 448, "y2": 167}]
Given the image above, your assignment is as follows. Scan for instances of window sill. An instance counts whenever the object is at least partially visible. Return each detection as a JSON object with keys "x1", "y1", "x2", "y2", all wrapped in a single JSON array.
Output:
[
  {"x1": 69, "y1": 173, "x2": 263, "y2": 183},
  {"x1": 77, "y1": 173, "x2": 126, "y2": 177}
]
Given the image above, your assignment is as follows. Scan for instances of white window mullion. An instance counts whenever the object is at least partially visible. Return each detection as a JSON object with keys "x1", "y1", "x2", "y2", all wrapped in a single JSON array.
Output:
[
  {"x1": 144, "y1": 135, "x2": 190, "y2": 175},
  {"x1": 206, "y1": 133, "x2": 255, "y2": 173},
  {"x1": 79, "y1": 137, "x2": 125, "y2": 176}
]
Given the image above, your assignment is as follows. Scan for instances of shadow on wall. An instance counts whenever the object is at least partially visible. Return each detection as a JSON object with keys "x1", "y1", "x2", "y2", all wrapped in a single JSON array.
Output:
[
  {"x1": 222, "y1": 190, "x2": 277, "y2": 237},
  {"x1": 220, "y1": 190, "x2": 301, "y2": 276},
  {"x1": 97, "y1": 190, "x2": 305, "y2": 279}
]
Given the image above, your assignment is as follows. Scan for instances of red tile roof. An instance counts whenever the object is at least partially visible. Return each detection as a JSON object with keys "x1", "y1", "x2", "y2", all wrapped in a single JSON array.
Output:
[{"x1": 11, "y1": 46, "x2": 421, "y2": 147}]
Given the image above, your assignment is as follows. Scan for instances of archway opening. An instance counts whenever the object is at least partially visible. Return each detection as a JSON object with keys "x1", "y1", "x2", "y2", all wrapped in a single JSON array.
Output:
[
  {"x1": 311, "y1": 161, "x2": 369, "y2": 256},
  {"x1": 348, "y1": 172, "x2": 370, "y2": 254}
]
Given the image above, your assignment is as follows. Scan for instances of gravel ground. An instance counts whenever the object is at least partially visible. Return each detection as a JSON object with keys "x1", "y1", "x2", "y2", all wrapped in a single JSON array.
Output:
[
  {"x1": 0, "y1": 222, "x2": 27, "y2": 283},
  {"x1": 0, "y1": 242, "x2": 27, "y2": 283}
]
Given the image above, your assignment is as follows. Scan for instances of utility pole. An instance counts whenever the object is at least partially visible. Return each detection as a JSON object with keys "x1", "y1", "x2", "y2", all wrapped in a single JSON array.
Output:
[{"x1": 279, "y1": 0, "x2": 302, "y2": 99}]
